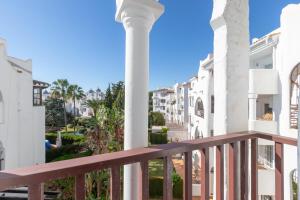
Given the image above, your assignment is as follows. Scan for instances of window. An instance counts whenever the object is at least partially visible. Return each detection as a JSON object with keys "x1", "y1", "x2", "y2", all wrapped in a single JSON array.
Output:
[
  {"x1": 211, "y1": 95, "x2": 214, "y2": 114},
  {"x1": 195, "y1": 97, "x2": 204, "y2": 118},
  {"x1": 0, "y1": 92, "x2": 4, "y2": 124},
  {"x1": 33, "y1": 88, "x2": 42, "y2": 106}
]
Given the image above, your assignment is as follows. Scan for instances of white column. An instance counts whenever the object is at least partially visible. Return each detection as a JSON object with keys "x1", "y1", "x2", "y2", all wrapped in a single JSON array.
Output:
[
  {"x1": 211, "y1": 0, "x2": 250, "y2": 199},
  {"x1": 116, "y1": 1, "x2": 164, "y2": 199},
  {"x1": 249, "y1": 93, "x2": 257, "y2": 131}
]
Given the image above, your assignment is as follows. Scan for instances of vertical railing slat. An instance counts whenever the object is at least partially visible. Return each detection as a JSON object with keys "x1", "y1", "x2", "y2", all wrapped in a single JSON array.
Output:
[
  {"x1": 275, "y1": 142, "x2": 284, "y2": 200},
  {"x1": 216, "y1": 145, "x2": 224, "y2": 200},
  {"x1": 251, "y1": 138, "x2": 258, "y2": 200},
  {"x1": 184, "y1": 151, "x2": 192, "y2": 200},
  {"x1": 240, "y1": 140, "x2": 249, "y2": 200},
  {"x1": 28, "y1": 183, "x2": 44, "y2": 200},
  {"x1": 110, "y1": 166, "x2": 121, "y2": 200},
  {"x1": 75, "y1": 174, "x2": 85, "y2": 200},
  {"x1": 228, "y1": 142, "x2": 237, "y2": 200},
  {"x1": 201, "y1": 148, "x2": 209, "y2": 200},
  {"x1": 163, "y1": 156, "x2": 173, "y2": 200},
  {"x1": 139, "y1": 161, "x2": 149, "y2": 200}
]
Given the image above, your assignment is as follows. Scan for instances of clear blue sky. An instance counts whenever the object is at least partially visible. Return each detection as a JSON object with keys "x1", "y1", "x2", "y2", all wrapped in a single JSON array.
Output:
[{"x1": 0, "y1": 0, "x2": 299, "y2": 91}]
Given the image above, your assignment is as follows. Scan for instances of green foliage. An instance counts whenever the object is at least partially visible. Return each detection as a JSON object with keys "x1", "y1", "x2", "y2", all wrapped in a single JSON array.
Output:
[
  {"x1": 46, "y1": 177, "x2": 75, "y2": 200},
  {"x1": 45, "y1": 133, "x2": 86, "y2": 145},
  {"x1": 149, "y1": 173, "x2": 183, "y2": 198},
  {"x1": 52, "y1": 150, "x2": 93, "y2": 162},
  {"x1": 149, "y1": 177, "x2": 164, "y2": 197},
  {"x1": 45, "y1": 98, "x2": 65, "y2": 127},
  {"x1": 104, "y1": 84, "x2": 113, "y2": 109},
  {"x1": 172, "y1": 172, "x2": 183, "y2": 199},
  {"x1": 149, "y1": 132, "x2": 168, "y2": 144},
  {"x1": 292, "y1": 180, "x2": 298, "y2": 200},
  {"x1": 149, "y1": 112, "x2": 166, "y2": 127},
  {"x1": 149, "y1": 91, "x2": 153, "y2": 112},
  {"x1": 161, "y1": 127, "x2": 169, "y2": 133},
  {"x1": 46, "y1": 143, "x2": 83, "y2": 162}
]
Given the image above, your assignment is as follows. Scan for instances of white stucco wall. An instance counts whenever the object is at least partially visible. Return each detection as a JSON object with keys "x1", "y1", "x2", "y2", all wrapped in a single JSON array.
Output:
[
  {"x1": 0, "y1": 38, "x2": 45, "y2": 170},
  {"x1": 249, "y1": 69, "x2": 279, "y2": 95}
]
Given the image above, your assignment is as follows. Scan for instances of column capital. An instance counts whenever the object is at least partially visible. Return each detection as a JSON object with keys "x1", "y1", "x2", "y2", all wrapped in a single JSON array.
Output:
[{"x1": 115, "y1": 0, "x2": 164, "y2": 30}]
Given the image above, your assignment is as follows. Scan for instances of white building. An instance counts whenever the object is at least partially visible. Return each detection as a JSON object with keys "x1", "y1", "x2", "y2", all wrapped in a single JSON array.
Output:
[
  {"x1": 152, "y1": 83, "x2": 190, "y2": 127},
  {"x1": 188, "y1": 4, "x2": 300, "y2": 199},
  {"x1": 78, "y1": 88, "x2": 104, "y2": 117},
  {"x1": 0, "y1": 38, "x2": 46, "y2": 170}
]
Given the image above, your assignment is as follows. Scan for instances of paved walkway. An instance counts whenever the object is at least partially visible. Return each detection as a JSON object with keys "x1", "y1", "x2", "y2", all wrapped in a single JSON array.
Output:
[{"x1": 166, "y1": 123, "x2": 188, "y2": 142}]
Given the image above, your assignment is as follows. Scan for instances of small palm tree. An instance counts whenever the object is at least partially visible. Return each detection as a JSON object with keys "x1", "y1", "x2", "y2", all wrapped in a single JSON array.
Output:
[
  {"x1": 51, "y1": 79, "x2": 70, "y2": 131},
  {"x1": 68, "y1": 84, "x2": 85, "y2": 131},
  {"x1": 85, "y1": 99, "x2": 103, "y2": 118}
]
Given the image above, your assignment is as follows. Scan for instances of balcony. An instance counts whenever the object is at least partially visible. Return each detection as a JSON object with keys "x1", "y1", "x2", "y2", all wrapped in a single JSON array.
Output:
[
  {"x1": 249, "y1": 69, "x2": 278, "y2": 95},
  {"x1": 0, "y1": 132, "x2": 296, "y2": 200}
]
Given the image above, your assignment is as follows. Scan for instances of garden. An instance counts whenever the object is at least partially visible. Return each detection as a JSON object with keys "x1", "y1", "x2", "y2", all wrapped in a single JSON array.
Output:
[{"x1": 44, "y1": 79, "x2": 183, "y2": 199}]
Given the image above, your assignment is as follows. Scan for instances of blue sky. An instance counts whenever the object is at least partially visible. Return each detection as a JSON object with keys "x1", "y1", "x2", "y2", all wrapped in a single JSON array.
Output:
[{"x1": 0, "y1": 0, "x2": 299, "y2": 91}]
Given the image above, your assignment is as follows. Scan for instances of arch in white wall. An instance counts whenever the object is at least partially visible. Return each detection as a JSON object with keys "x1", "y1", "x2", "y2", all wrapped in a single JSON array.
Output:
[
  {"x1": 0, "y1": 91, "x2": 4, "y2": 124},
  {"x1": 289, "y1": 63, "x2": 300, "y2": 129},
  {"x1": 195, "y1": 97, "x2": 204, "y2": 118}
]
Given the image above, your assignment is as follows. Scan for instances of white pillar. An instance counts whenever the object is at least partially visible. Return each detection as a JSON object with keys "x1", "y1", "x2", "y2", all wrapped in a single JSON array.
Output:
[
  {"x1": 115, "y1": 1, "x2": 164, "y2": 199},
  {"x1": 249, "y1": 93, "x2": 257, "y2": 131},
  {"x1": 211, "y1": 0, "x2": 250, "y2": 199}
]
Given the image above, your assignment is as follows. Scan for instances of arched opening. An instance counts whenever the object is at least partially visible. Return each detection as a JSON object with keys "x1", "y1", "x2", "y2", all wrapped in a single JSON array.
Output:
[
  {"x1": 0, "y1": 91, "x2": 4, "y2": 124},
  {"x1": 195, "y1": 97, "x2": 204, "y2": 118},
  {"x1": 290, "y1": 63, "x2": 300, "y2": 129}
]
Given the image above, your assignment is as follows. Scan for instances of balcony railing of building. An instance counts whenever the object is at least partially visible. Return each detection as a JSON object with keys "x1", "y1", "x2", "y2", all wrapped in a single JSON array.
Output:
[{"x1": 0, "y1": 131, "x2": 297, "y2": 200}]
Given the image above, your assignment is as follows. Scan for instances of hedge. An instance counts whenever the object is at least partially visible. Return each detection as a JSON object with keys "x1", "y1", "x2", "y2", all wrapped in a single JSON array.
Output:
[
  {"x1": 46, "y1": 144, "x2": 83, "y2": 162},
  {"x1": 46, "y1": 133, "x2": 85, "y2": 145},
  {"x1": 149, "y1": 173, "x2": 183, "y2": 198},
  {"x1": 149, "y1": 132, "x2": 168, "y2": 144}
]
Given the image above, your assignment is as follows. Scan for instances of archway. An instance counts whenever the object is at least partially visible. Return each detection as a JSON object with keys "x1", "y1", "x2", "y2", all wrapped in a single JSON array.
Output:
[
  {"x1": 290, "y1": 63, "x2": 300, "y2": 128},
  {"x1": 195, "y1": 97, "x2": 204, "y2": 118}
]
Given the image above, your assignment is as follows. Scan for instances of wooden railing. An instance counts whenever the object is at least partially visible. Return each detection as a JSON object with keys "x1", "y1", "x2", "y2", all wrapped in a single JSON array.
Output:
[{"x1": 0, "y1": 131, "x2": 297, "y2": 200}]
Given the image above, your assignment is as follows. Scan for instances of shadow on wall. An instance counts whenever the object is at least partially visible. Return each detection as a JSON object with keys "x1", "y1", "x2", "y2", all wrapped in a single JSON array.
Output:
[{"x1": 0, "y1": 91, "x2": 3, "y2": 124}]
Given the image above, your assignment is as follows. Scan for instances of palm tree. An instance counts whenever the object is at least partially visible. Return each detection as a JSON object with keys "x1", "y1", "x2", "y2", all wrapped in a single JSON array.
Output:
[
  {"x1": 51, "y1": 79, "x2": 70, "y2": 131},
  {"x1": 85, "y1": 99, "x2": 103, "y2": 118},
  {"x1": 68, "y1": 84, "x2": 85, "y2": 131},
  {"x1": 68, "y1": 84, "x2": 85, "y2": 117}
]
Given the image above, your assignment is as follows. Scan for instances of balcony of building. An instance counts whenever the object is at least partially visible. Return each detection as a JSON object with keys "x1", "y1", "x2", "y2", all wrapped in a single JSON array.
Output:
[
  {"x1": 249, "y1": 69, "x2": 279, "y2": 95},
  {"x1": 0, "y1": 131, "x2": 296, "y2": 200}
]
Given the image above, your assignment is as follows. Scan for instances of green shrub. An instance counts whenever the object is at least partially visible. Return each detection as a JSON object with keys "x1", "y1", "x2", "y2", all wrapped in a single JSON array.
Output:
[
  {"x1": 46, "y1": 144, "x2": 83, "y2": 162},
  {"x1": 172, "y1": 172, "x2": 183, "y2": 199},
  {"x1": 149, "y1": 112, "x2": 166, "y2": 127},
  {"x1": 52, "y1": 150, "x2": 93, "y2": 162},
  {"x1": 161, "y1": 127, "x2": 169, "y2": 133},
  {"x1": 45, "y1": 133, "x2": 85, "y2": 145},
  {"x1": 149, "y1": 173, "x2": 183, "y2": 198},
  {"x1": 149, "y1": 177, "x2": 164, "y2": 197},
  {"x1": 150, "y1": 132, "x2": 168, "y2": 144}
]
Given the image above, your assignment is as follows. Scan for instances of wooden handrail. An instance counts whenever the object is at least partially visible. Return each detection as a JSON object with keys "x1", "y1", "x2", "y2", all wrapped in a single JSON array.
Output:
[{"x1": 0, "y1": 131, "x2": 297, "y2": 199}]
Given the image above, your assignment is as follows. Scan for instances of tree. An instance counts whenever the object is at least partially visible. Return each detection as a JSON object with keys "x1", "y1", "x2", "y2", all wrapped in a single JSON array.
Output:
[
  {"x1": 45, "y1": 98, "x2": 65, "y2": 128},
  {"x1": 85, "y1": 99, "x2": 103, "y2": 118},
  {"x1": 104, "y1": 84, "x2": 113, "y2": 109},
  {"x1": 149, "y1": 91, "x2": 153, "y2": 112},
  {"x1": 51, "y1": 79, "x2": 70, "y2": 131},
  {"x1": 68, "y1": 84, "x2": 85, "y2": 131}
]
